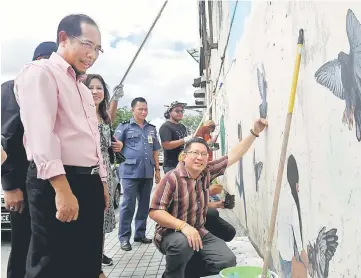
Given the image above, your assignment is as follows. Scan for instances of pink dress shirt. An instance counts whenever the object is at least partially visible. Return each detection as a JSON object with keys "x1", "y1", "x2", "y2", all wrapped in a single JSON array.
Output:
[{"x1": 14, "y1": 52, "x2": 107, "y2": 182}]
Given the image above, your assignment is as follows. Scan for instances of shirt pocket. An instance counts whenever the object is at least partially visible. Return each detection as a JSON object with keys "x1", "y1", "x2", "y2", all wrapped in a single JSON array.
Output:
[
  {"x1": 126, "y1": 131, "x2": 140, "y2": 147},
  {"x1": 123, "y1": 158, "x2": 137, "y2": 175}
]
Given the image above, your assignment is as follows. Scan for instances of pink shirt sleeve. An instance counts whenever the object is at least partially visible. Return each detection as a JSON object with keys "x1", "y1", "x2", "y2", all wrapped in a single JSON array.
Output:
[{"x1": 15, "y1": 64, "x2": 66, "y2": 180}]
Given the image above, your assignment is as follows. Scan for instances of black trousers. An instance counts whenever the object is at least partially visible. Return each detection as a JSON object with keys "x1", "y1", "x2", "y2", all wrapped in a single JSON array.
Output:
[
  {"x1": 25, "y1": 163, "x2": 105, "y2": 278},
  {"x1": 7, "y1": 188, "x2": 32, "y2": 278},
  {"x1": 204, "y1": 207, "x2": 236, "y2": 242},
  {"x1": 160, "y1": 231, "x2": 236, "y2": 278}
]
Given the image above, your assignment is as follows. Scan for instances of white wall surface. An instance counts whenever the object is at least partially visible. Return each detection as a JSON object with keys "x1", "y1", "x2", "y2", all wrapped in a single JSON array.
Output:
[{"x1": 207, "y1": 1, "x2": 361, "y2": 277}]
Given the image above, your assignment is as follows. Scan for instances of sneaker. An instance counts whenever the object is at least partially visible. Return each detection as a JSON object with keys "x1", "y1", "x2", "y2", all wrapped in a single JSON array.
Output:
[{"x1": 102, "y1": 254, "x2": 113, "y2": 266}]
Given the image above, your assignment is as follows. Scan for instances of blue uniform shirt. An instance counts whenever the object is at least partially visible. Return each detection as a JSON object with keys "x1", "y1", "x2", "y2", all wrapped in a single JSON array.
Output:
[{"x1": 115, "y1": 118, "x2": 161, "y2": 179}]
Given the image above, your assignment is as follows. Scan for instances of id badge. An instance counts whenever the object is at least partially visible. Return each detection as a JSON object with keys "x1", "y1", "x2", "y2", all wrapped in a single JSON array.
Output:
[{"x1": 148, "y1": 135, "x2": 153, "y2": 144}]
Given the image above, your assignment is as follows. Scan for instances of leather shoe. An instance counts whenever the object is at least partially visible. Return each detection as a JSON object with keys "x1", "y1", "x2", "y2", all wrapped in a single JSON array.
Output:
[
  {"x1": 120, "y1": 241, "x2": 132, "y2": 251},
  {"x1": 134, "y1": 237, "x2": 152, "y2": 244}
]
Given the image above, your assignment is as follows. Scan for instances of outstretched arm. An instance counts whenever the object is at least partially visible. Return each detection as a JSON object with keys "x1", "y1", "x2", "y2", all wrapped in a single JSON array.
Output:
[{"x1": 227, "y1": 119, "x2": 268, "y2": 167}]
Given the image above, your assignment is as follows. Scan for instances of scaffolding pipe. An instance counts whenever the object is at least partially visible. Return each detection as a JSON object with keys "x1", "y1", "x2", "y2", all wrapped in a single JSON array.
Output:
[{"x1": 115, "y1": 0, "x2": 169, "y2": 88}]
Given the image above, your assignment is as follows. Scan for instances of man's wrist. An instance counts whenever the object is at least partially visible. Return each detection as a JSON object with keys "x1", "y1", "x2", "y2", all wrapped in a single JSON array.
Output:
[
  {"x1": 49, "y1": 174, "x2": 70, "y2": 193},
  {"x1": 250, "y1": 129, "x2": 259, "y2": 137}
]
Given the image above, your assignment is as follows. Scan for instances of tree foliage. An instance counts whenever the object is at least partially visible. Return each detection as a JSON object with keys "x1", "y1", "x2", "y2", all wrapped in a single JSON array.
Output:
[
  {"x1": 181, "y1": 113, "x2": 203, "y2": 134},
  {"x1": 112, "y1": 106, "x2": 133, "y2": 129}
]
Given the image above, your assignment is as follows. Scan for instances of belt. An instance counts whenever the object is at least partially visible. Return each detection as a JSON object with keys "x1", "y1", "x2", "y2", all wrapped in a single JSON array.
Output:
[{"x1": 29, "y1": 161, "x2": 100, "y2": 175}]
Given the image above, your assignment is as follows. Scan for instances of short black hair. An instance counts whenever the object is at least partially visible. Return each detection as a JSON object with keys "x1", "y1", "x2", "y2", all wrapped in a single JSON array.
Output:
[
  {"x1": 57, "y1": 14, "x2": 98, "y2": 45},
  {"x1": 184, "y1": 137, "x2": 210, "y2": 152},
  {"x1": 131, "y1": 97, "x2": 147, "y2": 108}
]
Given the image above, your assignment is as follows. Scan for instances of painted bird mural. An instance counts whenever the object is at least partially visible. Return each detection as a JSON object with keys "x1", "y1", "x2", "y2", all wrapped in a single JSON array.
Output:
[
  {"x1": 307, "y1": 226, "x2": 339, "y2": 278},
  {"x1": 314, "y1": 9, "x2": 361, "y2": 142},
  {"x1": 253, "y1": 149, "x2": 263, "y2": 192},
  {"x1": 257, "y1": 63, "x2": 268, "y2": 119}
]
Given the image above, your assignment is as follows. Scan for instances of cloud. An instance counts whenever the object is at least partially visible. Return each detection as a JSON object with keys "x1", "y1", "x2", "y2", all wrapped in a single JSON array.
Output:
[{"x1": 0, "y1": 0, "x2": 201, "y2": 121}]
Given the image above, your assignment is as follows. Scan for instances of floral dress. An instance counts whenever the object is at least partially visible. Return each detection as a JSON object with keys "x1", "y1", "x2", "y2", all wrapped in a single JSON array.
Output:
[{"x1": 98, "y1": 122, "x2": 116, "y2": 234}]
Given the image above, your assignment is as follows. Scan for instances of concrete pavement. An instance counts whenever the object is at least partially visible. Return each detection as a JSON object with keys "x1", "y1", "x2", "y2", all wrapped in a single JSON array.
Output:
[{"x1": 1, "y1": 199, "x2": 266, "y2": 278}]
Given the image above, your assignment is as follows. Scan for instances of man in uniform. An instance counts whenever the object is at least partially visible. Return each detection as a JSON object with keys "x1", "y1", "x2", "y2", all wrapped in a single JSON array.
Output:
[
  {"x1": 115, "y1": 97, "x2": 161, "y2": 251},
  {"x1": 1, "y1": 41, "x2": 57, "y2": 278}
]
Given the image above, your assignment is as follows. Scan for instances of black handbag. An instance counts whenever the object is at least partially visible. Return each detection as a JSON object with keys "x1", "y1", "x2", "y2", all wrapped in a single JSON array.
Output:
[{"x1": 108, "y1": 125, "x2": 126, "y2": 165}]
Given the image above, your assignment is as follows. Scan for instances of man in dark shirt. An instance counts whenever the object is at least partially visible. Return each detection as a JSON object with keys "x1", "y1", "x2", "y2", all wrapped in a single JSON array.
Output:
[
  {"x1": 1, "y1": 41, "x2": 57, "y2": 278},
  {"x1": 159, "y1": 101, "x2": 193, "y2": 173}
]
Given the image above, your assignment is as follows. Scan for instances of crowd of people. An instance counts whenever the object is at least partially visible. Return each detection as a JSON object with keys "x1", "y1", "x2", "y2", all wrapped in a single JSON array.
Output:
[{"x1": 1, "y1": 13, "x2": 268, "y2": 278}]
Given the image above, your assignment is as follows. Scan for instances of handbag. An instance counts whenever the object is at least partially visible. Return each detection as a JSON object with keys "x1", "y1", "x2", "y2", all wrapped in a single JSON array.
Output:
[{"x1": 108, "y1": 125, "x2": 126, "y2": 165}]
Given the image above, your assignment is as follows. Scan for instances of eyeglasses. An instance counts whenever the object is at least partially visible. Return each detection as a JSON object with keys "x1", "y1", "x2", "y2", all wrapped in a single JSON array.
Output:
[
  {"x1": 185, "y1": 151, "x2": 209, "y2": 158},
  {"x1": 174, "y1": 109, "x2": 184, "y2": 114},
  {"x1": 69, "y1": 34, "x2": 104, "y2": 55}
]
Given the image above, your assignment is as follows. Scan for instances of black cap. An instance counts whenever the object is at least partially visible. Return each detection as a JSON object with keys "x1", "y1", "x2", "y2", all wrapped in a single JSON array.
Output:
[{"x1": 32, "y1": 41, "x2": 58, "y2": 61}]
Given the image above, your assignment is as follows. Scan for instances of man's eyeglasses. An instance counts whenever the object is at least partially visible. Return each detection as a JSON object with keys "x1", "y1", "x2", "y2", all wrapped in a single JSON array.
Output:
[
  {"x1": 185, "y1": 151, "x2": 209, "y2": 158},
  {"x1": 69, "y1": 34, "x2": 104, "y2": 55},
  {"x1": 174, "y1": 109, "x2": 184, "y2": 114}
]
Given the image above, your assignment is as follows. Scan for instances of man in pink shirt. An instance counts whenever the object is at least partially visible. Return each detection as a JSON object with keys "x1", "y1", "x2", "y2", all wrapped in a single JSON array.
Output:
[{"x1": 14, "y1": 14, "x2": 107, "y2": 278}]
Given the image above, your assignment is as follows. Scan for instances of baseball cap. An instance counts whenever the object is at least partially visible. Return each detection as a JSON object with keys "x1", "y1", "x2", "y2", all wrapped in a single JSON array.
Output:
[
  {"x1": 32, "y1": 41, "x2": 58, "y2": 61},
  {"x1": 169, "y1": 101, "x2": 187, "y2": 110}
]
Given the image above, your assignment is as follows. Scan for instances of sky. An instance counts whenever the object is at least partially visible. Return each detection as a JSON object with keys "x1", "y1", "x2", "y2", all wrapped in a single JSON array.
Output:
[{"x1": 0, "y1": 0, "x2": 201, "y2": 130}]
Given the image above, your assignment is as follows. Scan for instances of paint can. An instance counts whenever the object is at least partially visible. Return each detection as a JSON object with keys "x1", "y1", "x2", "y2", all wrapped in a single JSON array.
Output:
[{"x1": 219, "y1": 266, "x2": 278, "y2": 278}]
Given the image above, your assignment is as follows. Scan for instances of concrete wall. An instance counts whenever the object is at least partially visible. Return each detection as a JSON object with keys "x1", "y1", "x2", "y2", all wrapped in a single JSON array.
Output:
[{"x1": 206, "y1": 1, "x2": 361, "y2": 277}]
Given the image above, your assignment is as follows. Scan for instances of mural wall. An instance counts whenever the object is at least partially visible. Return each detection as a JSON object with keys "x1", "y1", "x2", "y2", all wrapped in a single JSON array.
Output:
[{"x1": 207, "y1": 1, "x2": 361, "y2": 277}]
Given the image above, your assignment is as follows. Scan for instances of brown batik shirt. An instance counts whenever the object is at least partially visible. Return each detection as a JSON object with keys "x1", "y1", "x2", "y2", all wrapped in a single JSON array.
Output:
[{"x1": 150, "y1": 155, "x2": 228, "y2": 252}]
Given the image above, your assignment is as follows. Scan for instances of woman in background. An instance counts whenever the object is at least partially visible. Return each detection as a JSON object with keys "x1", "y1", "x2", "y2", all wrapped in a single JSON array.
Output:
[{"x1": 84, "y1": 74, "x2": 123, "y2": 278}]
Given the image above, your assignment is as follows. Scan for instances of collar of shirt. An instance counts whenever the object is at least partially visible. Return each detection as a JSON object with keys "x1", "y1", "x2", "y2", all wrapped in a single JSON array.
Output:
[
  {"x1": 129, "y1": 117, "x2": 149, "y2": 126},
  {"x1": 49, "y1": 52, "x2": 87, "y2": 83},
  {"x1": 176, "y1": 161, "x2": 205, "y2": 182}
]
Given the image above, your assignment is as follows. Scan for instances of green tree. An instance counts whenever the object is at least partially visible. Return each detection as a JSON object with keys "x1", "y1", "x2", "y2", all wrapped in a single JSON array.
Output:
[
  {"x1": 181, "y1": 113, "x2": 203, "y2": 134},
  {"x1": 112, "y1": 106, "x2": 133, "y2": 129}
]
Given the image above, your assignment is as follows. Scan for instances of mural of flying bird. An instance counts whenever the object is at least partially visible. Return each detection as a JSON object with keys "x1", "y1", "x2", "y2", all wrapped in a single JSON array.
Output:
[
  {"x1": 307, "y1": 226, "x2": 339, "y2": 278},
  {"x1": 253, "y1": 149, "x2": 263, "y2": 192},
  {"x1": 257, "y1": 63, "x2": 268, "y2": 119},
  {"x1": 314, "y1": 9, "x2": 361, "y2": 142}
]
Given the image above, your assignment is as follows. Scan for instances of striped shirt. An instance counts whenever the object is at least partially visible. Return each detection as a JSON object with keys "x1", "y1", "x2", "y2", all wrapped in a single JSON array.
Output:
[{"x1": 150, "y1": 155, "x2": 228, "y2": 251}]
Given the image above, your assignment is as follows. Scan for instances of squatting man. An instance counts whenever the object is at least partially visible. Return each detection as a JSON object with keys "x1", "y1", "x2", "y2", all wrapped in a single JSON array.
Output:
[{"x1": 150, "y1": 118, "x2": 268, "y2": 278}]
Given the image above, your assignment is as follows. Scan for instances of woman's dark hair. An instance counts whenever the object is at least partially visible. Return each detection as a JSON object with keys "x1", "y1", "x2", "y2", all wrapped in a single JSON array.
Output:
[
  {"x1": 184, "y1": 137, "x2": 210, "y2": 153},
  {"x1": 83, "y1": 74, "x2": 111, "y2": 124},
  {"x1": 287, "y1": 154, "x2": 303, "y2": 243}
]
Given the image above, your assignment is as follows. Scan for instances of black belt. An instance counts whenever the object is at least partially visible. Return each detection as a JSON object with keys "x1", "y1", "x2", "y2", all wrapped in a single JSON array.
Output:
[{"x1": 29, "y1": 161, "x2": 100, "y2": 175}]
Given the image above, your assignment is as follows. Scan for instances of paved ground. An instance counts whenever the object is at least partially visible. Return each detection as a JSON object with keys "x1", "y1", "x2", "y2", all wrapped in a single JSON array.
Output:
[
  {"x1": 102, "y1": 209, "x2": 246, "y2": 278},
  {"x1": 1, "y1": 208, "x2": 246, "y2": 278},
  {"x1": 1, "y1": 175, "x2": 252, "y2": 278}
]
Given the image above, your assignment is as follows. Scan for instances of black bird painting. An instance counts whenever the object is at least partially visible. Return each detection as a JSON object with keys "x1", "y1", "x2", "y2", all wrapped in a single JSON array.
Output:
[
  {"x1": 257, "y1": 63, "x2": 268, "y2": 118},
  {"x1": 307, "y1": 226, "x2": 339, "y2": 278},
  {"x1": 314, "y1": 9, "x2": 361, "y2": 142},
  {"x1": 253, "y1": 149, "x2": 263, "y2": 192}
]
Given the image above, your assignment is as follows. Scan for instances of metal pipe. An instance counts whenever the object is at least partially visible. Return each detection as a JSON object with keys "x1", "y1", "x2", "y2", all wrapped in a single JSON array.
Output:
[
  {"x1": 116, "y1": 0, "x2": 168, "y2": 87},
  {"x1": 207, "y1": 1, "x2": 218, "y2": 49}
]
